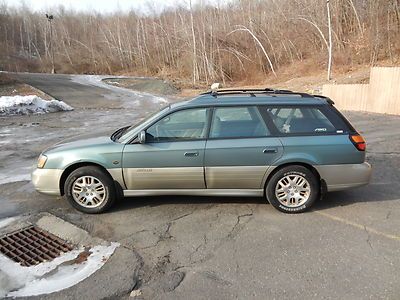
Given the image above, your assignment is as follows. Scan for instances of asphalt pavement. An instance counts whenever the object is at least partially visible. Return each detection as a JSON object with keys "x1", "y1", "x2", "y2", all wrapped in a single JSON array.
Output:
[{"x1": 0, "y1": 73, "x2": 399, "y2": 299}]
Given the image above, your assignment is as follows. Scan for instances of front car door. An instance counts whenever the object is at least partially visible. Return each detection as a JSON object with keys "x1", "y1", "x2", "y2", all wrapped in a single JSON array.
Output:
[
  {"x1": 122, "y1": 107, "x2": 209, "y2": 190},
  {"x1": 204, "y1": 106, "x2": 283, "y2": 190}
]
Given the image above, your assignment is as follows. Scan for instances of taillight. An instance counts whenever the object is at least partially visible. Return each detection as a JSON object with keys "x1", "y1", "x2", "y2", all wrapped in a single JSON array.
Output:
[{"x1": 349, "y1": 134, "x2": 366, "y2": 151}]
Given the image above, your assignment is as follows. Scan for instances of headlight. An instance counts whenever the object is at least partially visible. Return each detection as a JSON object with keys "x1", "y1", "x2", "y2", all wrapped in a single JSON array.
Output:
[{"x1": 37, "y1": 154, "x2": 48, "y2": 169}]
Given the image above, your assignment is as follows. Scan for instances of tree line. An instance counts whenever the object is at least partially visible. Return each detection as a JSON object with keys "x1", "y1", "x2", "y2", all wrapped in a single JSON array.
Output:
[{"x1": 0, "y1": 0, "x2": 399, "y2": 85}]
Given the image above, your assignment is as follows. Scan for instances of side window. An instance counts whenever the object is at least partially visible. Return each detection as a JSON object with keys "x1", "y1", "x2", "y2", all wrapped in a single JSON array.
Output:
[
  {"x1": 210, "y1": 106, "x2": 269, "y2": 138},
  {"x1": 266, "y1": 106, "x2": 337, "y2": 134},
  {"x1": 146, "y1": 108, "x2": 207, "y2": 141},
  {"x1": 214, "y1": 107, "x2": 253, "y2": 121}
]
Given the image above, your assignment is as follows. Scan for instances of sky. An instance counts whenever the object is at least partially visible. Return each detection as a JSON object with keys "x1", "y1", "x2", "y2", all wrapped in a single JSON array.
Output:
[{"x1": 5, "y1": 0, "x2": 229, "y2": 14}]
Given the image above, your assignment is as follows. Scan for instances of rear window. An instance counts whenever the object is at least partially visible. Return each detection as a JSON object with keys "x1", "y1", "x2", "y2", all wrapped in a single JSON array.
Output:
[{"x1": 263, "y1": 106, "x2": 349, "y2": 135}]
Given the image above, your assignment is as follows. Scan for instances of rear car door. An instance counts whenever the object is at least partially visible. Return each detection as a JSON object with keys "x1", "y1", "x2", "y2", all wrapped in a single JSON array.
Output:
[
  {"x1": 204, "y1": 106, "x2": 283, "y2": 189},
  {"x1": 122, "y1": 108, "x2": 209, "y2": 190}
]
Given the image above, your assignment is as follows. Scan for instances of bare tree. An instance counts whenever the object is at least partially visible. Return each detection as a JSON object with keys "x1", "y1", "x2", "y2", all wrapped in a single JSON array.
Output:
[
  {"x1": 189, "y1": 0, "x2": 199, "y2": 85},
  {"x1": 326, "y1": 0, "x2": 333, "y2": 81},
  {"x1": 228, "y1": 25, "x2": 277, "y2": 77},
  {"x1": 0, "y1": 0, "x2": 398, "y2": 83}
]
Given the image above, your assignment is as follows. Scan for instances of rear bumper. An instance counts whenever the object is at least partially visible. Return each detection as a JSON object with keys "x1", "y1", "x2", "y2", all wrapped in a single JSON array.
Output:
[
  {"x1": 31, "y1": 168, "x2": 63, "y2": 196},
  {"x1": 315, "y1": 162, "x2": 372, "y2": 192}
]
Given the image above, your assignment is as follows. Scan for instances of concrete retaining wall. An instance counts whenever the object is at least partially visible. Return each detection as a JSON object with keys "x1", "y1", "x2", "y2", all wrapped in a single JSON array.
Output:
[{"x1": 322, "y1": 67, "x2": 400, "y2": 115}]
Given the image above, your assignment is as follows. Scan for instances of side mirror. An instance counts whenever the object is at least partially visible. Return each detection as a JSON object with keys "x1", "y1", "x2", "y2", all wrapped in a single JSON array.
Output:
[{"x1": 138, "y1": 130, "x2": 146, "y2": 144}]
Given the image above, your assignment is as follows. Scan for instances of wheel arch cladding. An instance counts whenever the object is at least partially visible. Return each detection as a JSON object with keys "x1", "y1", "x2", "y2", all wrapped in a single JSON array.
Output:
[{"x1": 59, "y1": 162, "x2": 114, "y2": 196}]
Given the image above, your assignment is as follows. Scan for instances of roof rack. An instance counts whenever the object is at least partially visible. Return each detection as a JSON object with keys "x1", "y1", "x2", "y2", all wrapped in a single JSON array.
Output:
[
  {"x1": 312, "y1": 94, "x2": 335, "y2": 105},
  {"x1": 200, "y1": 88, "x2": 313, "y2": 98}
]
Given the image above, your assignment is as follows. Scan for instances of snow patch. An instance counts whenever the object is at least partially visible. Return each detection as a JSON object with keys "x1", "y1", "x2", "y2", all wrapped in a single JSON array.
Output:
[
  {"x1": 71, "y1": 75, "x2": 168, "y2": 104},
  {"x1": 0, "y1": 173, "x2": 31, "y2": 185},
  {"x1": 0, "y1": 95, "x2": 73, "y2": 116},
  {"x1": 0, "y1": 216, "x2": 19, "y2": 229},
  {"x1": 0, "y1": 242, "x2": 119, "y2": 297}
]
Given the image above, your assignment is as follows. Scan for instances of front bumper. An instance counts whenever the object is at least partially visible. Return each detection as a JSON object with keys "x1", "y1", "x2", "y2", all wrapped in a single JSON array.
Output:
[
  {"x1": 315, "y1": 162, "x2": 372, "y2": 192},
  {"x1": 31, "y1": 168, "x2": 63, "y2": 196}
]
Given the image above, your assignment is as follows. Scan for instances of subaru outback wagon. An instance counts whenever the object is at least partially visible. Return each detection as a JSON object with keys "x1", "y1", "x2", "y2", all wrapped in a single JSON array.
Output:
[{"x1": 32, "y1": 88, "x2": 371, "y2": 214}]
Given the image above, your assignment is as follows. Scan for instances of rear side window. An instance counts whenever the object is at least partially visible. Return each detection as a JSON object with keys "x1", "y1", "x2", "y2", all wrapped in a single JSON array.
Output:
[
  {"x1": 264, "y1": 106, "x2": 347, "y2": 135},
  {"x1": 210, "y1": 106, "x2": 270, "y2": 138}
]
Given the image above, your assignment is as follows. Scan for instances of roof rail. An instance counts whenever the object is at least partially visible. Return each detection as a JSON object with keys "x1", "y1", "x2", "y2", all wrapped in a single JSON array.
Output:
[
  {"x1": 200, "y1": 88, "x2": 275, "y2": 94},
  {"x1": 200, "y1": 88, "x2": 313, "y2": 98}
]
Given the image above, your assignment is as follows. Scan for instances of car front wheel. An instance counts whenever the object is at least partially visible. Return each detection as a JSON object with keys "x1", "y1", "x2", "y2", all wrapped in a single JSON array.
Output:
[
  {"x1": 64, "y1": 166, "x2": 116, "y2": 214},
  {"x1": 266, "y1": 165, "x2": 319, "y2": 213}
]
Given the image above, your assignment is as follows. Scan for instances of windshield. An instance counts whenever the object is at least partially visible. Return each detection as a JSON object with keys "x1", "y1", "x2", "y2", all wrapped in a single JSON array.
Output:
[{"x1": 116, "y1": 105, "x2": 170, "y2": 143}]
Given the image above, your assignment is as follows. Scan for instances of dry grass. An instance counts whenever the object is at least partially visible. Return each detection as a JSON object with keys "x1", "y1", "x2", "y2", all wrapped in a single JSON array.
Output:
[
  {"x1": 0, "y1": 73, "x2": 52, "y2": 99},
  {"x1": 0, "y1": 73, "x2": 18, "y2": 85}
]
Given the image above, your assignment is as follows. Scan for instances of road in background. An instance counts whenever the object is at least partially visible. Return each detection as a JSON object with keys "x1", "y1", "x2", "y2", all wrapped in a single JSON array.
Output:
[
  {"x1": 0, "y1": 73, "x2": 167, "y2": 197},
  {"x1": 1, "y1": 73, "x2": 399, "y2": 299}
]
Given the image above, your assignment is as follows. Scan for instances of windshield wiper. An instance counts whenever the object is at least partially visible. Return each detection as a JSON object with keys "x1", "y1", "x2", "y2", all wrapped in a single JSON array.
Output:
[{"x1": 111, "y1": 126, "x2": 129, "y2": 142}]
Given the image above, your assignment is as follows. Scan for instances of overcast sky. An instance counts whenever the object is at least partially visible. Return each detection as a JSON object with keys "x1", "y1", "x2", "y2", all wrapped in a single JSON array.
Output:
[{"x1": 5, "y1": 0, "x2": 229, "y2": 14}]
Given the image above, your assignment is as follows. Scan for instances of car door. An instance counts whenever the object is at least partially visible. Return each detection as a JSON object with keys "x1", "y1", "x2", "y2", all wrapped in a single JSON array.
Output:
[
  {"x1": 204, "y1": 106, "x2": 283, "y2": 189},
  {"x1": 122, "y1": 107, "x2": 209, "y2": 190}
]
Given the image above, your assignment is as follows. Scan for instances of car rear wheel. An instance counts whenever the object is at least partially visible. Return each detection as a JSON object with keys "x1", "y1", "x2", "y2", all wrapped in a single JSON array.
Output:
[
  {"x1": 64, "y1": 166, "x2": 116, "y2": 213},
  {"x1": 266, "y1": 165, "x2": 319, "y2": 213}
]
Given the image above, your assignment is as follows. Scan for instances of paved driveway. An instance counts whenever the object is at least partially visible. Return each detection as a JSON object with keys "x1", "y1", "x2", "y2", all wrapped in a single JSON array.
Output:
[{"x1": 1, "y1": 73, "x2": 399, "y2": 299}]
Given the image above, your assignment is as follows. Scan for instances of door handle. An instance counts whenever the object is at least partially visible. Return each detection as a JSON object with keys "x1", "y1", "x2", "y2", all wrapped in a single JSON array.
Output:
[
  {"x1": 184, "y1": 151, "x2": 199, "y2": 157},
  {"x1": 263, "y1": 148, "x2": 278, "y2": 154}
]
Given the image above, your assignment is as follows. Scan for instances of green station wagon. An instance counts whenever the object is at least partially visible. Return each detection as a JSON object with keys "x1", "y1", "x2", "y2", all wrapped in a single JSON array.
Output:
[{"x1": 32, "y1": 88, "x2": 371, "y2": 213}]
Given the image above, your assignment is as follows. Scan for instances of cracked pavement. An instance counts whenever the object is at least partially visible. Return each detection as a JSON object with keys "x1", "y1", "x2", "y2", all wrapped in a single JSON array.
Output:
[{"x1": 1, "y1": 73, "x2": 400, "y2": 299}]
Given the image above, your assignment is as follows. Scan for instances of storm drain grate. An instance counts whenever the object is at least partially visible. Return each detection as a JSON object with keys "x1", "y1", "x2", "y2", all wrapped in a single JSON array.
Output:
[{"x1": 0, "y1": 225, "x2": 74, "y2": 266}]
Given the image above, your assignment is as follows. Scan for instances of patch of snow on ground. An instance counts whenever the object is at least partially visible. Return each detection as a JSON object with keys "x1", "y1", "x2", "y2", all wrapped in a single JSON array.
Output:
[
  {"x1": 0, "y1": 242, "x2": 119, "y2": 297},
  {"x1": 0, "y1": 216, "x2": 19, "y2": 229},
  {"x1": 71, "y1": 75, "x2": 168, "y2": 104},
  {"x1": 0, "y1": 95, "x2": 73, "y2": 116},
  {"x1": 0, "y1": 173, "x2": 31, "y2": 185}
]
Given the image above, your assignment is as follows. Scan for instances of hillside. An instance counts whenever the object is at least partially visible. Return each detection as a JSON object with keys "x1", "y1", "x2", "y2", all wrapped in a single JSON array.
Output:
[
  {"x1": 175, "y1": 62, "x2": 373, "y2": 97},
  {"x1": 1, "y1": 0, "x2": 399, "y2": 87}
]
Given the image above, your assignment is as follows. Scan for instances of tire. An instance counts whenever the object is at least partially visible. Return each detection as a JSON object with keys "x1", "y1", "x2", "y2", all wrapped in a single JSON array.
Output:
[
  {"x1": 64, "y1": 166, "x2": 116, "y2": 214},
  {"x1": 266, "y1": 165, "x2": 319, "y2": 213}
]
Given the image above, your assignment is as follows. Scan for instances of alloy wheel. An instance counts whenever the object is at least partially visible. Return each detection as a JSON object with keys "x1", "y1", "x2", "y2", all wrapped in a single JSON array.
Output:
[
  {"x1": 71, "y1": 176, "x2": 106, "y2": 208},
  {"x1": 275, "y1": 174, "x2": 311, "y2": 207}
]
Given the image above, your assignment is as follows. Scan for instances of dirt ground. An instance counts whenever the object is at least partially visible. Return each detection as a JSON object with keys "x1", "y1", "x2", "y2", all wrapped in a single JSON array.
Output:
[
  {"x1": 172, "y1": 65, "x2": 372, "y2": 97},
  {"x1": 0, "y1": 73, "x2": 52, "y2": 99}
]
